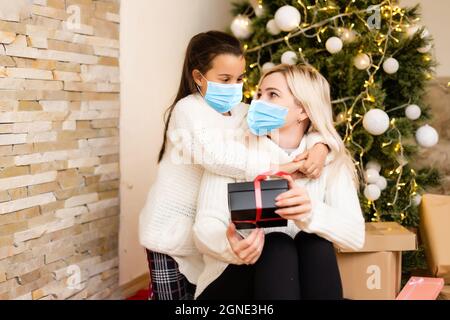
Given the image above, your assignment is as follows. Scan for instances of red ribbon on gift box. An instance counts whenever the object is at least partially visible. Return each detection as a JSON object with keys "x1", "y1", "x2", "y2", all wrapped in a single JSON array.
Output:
[{"x1": 232, "y1": 171, "x2": 290, "y2": 226}]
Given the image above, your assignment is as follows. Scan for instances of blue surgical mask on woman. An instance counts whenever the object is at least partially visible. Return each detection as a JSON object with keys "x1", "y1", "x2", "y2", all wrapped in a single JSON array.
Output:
[
  {"x1": 198, "y1": 74, "x2": 243, "y2": 113},
  {"x1": 247, "y1": 99, "x2": 289, "y2": 136}
]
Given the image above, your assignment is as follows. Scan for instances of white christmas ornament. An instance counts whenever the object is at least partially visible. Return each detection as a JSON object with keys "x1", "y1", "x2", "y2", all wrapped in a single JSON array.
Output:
[
  {"x1": 262, "y1": 62, "x2": 276, "y2": 73},
  {"x1": 416, "y1": 124, "x2": 439, "y2": 148},
  {"x1": 417, "y1": 44, "x2": 432, "y2": 53},
  {"x1": 413, "y1": 194, "x2": 422, "y2": 206},
  {"x1": 366, "y1": 168, "x2": 380, "y2": 184},
  {"x1": 266, "y1": 19, "x2": 281, "y2": 35},
  {"x1": 383, "y1": 57, "x2": 399, "y2": 74},
  {"x1": 254, "y1": 4, "x2": 265, "y2": 17},
  {"x1": 326, "y1": 37, "x2": 343, "y2": 54},
  {"x1": 364, "y1": 184, "x2": 381, "y2": 201},
  {"x1": 281, "y1": 51, "x2": 298, "y2": 65},
  {"x1": 231, "y1": 15, "x2": 253, "y2": 40},
  {"x1": 274, "y1": 5, "x2": 301, "y2": 32},
  {"x1": 405, "y1": 104, "x2": 421, "y2": 120},
  {"x1": 339, "y1": 28, "x2": 357, "y2": 43},
  {"x1": 363, "y1": 109, "x2": 390, "y2": 136},
  {"x1": 375, "y1": 176, "x2": 388, "y2": 191},
  {"x1": 366, "y1": 160, "x2": 381, "y2": 173},
  {"x1": 354, "y1": 53, "x2": 371, "y2": 70}
]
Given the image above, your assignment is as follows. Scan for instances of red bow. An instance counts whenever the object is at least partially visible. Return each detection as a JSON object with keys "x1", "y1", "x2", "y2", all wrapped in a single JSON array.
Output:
[{"x1": 233, "y1": 171, "x2": 290, "y2": 227}]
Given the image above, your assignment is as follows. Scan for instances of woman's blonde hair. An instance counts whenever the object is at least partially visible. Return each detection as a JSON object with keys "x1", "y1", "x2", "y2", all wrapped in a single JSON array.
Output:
[{"x1": 259, "y1": 64, "x2": 359, "y2": 188}]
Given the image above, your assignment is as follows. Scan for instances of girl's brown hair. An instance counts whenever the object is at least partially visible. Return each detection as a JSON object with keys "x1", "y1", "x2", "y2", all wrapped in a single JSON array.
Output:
[{"x1": 157, "y1": 31, "x2": 244, "y2": 162}]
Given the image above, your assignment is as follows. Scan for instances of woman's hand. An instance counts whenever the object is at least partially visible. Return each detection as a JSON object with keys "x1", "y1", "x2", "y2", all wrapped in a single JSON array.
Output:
[
  {"x1": 293, "y1": 143, "x2": 329, "y2": 179},
  {"x1": 275, "y1": 175, "x2": 312, "y2": 220},
  {"x1": 226, "y1": 223, "x2": 265, "y2": 265}
]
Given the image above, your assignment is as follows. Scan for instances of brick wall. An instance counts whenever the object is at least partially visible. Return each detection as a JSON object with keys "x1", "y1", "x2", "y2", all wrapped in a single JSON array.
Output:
[{"x1": 0, "y1": 0, "x2": 120, "y2": 300}]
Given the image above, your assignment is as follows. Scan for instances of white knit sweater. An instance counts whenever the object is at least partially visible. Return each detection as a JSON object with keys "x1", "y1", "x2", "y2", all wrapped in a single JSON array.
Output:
[
  {"x1": 193, "y1": 136, "x2": 366, "y2": 298},
  {"x1": 138, "y1": 93, "x2": 326, "y2": 284}
]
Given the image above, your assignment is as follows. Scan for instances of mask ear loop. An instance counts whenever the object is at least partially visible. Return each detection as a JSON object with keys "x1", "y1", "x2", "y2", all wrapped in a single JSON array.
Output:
[{"x1": 195, "y1": 72, "x2": 208, "y2": 97}]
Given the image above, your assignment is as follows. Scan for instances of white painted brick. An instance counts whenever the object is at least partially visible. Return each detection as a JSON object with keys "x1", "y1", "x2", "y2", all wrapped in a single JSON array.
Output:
[
  {"x1": 0, "y1": 171, "x2": 57, "y2": 190},
  {"x1": 93, "y1": 46, "x2": 119, "y2": 58},
  {"x1": 99, "y1": 172, "x2": 119, "y2": 182},
  {"x1": 80, "y1": 65, "x2": 119, "y2": 83},
  {"x1": 24, "y1": 79, "x2": 63, "y2": 91},
  {"x1": 87, "y1": 258, "x2": 119, "y2": 277},
  {"x1": 0, "y1": 78, "x2": 25, "y2": 90},
  {"x1": 38, "y1": 49, "x2": 98, "y2": 65},
  {"x1": 64, "y1": 193, "x2": 98, "y2": 208},
  {"x1": 4, "y1": 45, "x2": 39, "y2": 59},
  {"x1": 61, "y1": 21, "x2": 94, "y2": 36},
  {"x1": 46, "y1": 217, "x2": 75, "y2": 234},
  {"x1": 0, "y1": 192, "x2": 56, "y2": 215},
  {"x1": 82, "y1": 101, "x2": 120, "y2": 111},
  {"x1": 67, "y1": 110, "x2": 119, "y2": 120},
  {"x1": 13, "y1": 225, "x2": 47, "y2": 243},
  {"x1": 0, "y1": 243, "x2": 27, "y2": 260},
  {"x1": 40, "y1": 101, "x2": 70, "y2": 112},
  {"x1": 27, "y1": 36, "x2": 48, "y2": 49},
  {"x1": 94, "y1": 162, "x2": 119, "y2": 175},
  {"x1": 55, "y1": 206, "x2": 88, "y2": 219},
  {"x1": 90, "y1": 145, "x2": 119, "y2": 156},
  {"x1": 0, "y1": 31, "x2": 16, "y2": 44},
  {"x1": 73, "y1": 35, "x2": 119, "y2": 49},
  {"x1": 87, "y1": 198, "x2": 119, "y2": 213},
  {"x1": 62, "y1": 121, "x2": 76, "y2": 131},
  {"x1": 26, "y1": 131, "x2": 57, "y2": 143},
  {"x1": 53, "y1": 71, "x2": 81, "y2": 82},
  {"x1": 88, "y1": 137, "x2": 119, "y2": 148},
  {"x1": 68, "y1": 157, "x2": 100, "y2": 168},
  {"x1": 105, "y1": 12, "x2": 120, "y2": 23},
  {"x1": 6, "y1": 68, "x2": 53, "y2": 80},
  {"x1": 13, "y1": 121, "x2": 52, "y2": 133},
  {"x1": 0, "y1": 133, "x2": 27, "y2": 145},
  {"x1": 14, "y1": 150, "x2": 69, "y2": 165}
]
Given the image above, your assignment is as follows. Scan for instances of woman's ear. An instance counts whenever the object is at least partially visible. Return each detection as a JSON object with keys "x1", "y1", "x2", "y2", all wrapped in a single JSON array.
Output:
[{"x1": 192, "y1": 69, "x2": 203, "y2": 87}]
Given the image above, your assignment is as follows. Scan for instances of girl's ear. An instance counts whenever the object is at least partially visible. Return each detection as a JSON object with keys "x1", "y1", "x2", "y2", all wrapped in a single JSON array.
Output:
[{"x1": 192, "y1": 69, "x2": 203, "y2": 87}]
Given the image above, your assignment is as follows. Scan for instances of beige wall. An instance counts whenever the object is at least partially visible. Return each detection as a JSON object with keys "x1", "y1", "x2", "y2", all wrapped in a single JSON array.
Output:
[
  {"x1": 402, "y1": 0, "x2": 450, "y2": 76},
  {"x1": 119, "y1": 0, "x2": 233, "y2": 285}
]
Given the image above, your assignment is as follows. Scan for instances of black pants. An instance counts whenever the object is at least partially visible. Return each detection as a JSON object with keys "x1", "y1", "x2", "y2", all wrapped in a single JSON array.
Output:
[{"x1": 197, "y1": 232, "x2": 343, "y2": 300}]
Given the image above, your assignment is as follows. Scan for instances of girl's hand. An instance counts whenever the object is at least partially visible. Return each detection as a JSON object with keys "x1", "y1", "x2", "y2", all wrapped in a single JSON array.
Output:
[
  {"x1": 226, "y1": 223, "x2": 265, "y2": 265},
  {"x1": 274, "y1": 175, "x2": 312, "y2": 220},
  {"x1": 293, "y1": 143, "x2": 329, "y2": 179}
]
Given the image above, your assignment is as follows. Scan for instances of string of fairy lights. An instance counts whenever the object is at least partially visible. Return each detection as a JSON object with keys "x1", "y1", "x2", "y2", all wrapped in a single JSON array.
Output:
[{"x1": 232, "y1": 0, "x2": 439, "y2": 222}]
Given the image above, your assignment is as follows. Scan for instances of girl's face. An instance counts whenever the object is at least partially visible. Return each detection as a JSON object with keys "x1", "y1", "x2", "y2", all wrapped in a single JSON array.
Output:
[
  {"x1": 256, "y1": 72, "x2": 309, "y2": 129},
  {"x1": 193, "y1": 54, "x2": 246, "y2": 96}
]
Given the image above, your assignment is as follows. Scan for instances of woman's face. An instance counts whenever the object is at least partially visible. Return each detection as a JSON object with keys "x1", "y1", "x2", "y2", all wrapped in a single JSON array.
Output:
[
  {"x1": 193, "y1": 54, "x2": 246, "y2": 96},
  {"x1": 256, "y1": 72, "x2": 309, "y2": 129}
]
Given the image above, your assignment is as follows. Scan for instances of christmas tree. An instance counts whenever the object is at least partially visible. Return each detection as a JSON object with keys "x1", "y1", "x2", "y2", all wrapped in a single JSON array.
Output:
[{"x1": 229, "y1": 0, "x2": 441, "y2": 276}]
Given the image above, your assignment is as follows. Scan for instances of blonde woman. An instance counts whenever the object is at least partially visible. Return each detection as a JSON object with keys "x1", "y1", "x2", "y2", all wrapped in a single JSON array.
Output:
[{"x1": 193, "y1": 64, "x2": 365, "y2": 300}]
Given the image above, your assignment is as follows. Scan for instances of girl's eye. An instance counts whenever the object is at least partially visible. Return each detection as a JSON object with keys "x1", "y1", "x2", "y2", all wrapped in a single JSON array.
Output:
[
  {"x1": 256, "y1": 92, "x2": 262, "y2": 98},
  {"x1": 222, "y1": 78, "x2": 230, "y2": 83},
  {"x1": 237, "y1": 78, "x2": 243, "y2": 83}
]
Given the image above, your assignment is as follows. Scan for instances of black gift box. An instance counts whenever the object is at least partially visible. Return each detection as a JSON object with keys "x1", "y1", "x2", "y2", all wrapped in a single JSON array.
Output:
[{"x1": 227, "y1": 179, "x2": 288, "y2": 230}]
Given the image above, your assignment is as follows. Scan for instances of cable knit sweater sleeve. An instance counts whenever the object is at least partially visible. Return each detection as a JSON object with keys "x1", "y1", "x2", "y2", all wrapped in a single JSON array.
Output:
[
  {"x1": 193, "y1": 171, "x2": 245, "y2": 265},
  {"x1": 294, "y1": 167, "x2": 366, "y2": 251},
  {"x1": 168, "y1": 96, "x2": 271, "y2": 181}
]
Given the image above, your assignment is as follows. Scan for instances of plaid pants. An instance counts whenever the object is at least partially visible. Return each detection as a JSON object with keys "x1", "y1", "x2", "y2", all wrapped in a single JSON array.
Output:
[{"x1": 146, "y1": 249, "x2": 196, "y2": 300}]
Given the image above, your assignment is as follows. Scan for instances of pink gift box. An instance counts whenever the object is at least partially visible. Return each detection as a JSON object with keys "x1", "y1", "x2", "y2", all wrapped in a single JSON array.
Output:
[{"x1": 396, "y1": 277, "x2": 444, "y2": 300}]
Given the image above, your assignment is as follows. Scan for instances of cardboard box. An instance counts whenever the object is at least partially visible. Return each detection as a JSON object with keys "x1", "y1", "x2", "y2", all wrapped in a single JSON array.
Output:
[
  {"x1": 336, "y1": 222, "x2": 417, "y2": 300},
  {"x1": 419, "y1": 194, "x2": 450, "y2": 284}
]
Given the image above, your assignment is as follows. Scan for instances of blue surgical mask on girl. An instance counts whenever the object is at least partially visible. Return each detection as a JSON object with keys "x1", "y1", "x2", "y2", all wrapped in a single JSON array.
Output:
[
  {"x1": 247, "y1": 99, "x2": 289, "y2": 136},
  {"x1": 198, "y1": 74, "x2": 243, "y2": 113}
]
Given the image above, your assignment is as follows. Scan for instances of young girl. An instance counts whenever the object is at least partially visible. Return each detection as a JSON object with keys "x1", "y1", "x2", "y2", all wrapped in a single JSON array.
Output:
[
  {"x1": 139, "y1": 31, "x2": 330, "y2": 300},
  {"x1": 193, "y1": 64, "x2": 365, "y2": 300}
]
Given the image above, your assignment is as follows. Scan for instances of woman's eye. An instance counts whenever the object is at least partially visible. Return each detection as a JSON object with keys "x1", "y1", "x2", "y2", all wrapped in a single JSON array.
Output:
[
  {"x1": 256, "y1": 92, "x2": 262, "y2": 98},
  {"x1": 270, "y1": 92, "x2": 279, "y2": 98},
  {"x1": 237, "y1": 78, "x2": 243, "y2": 83}
]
